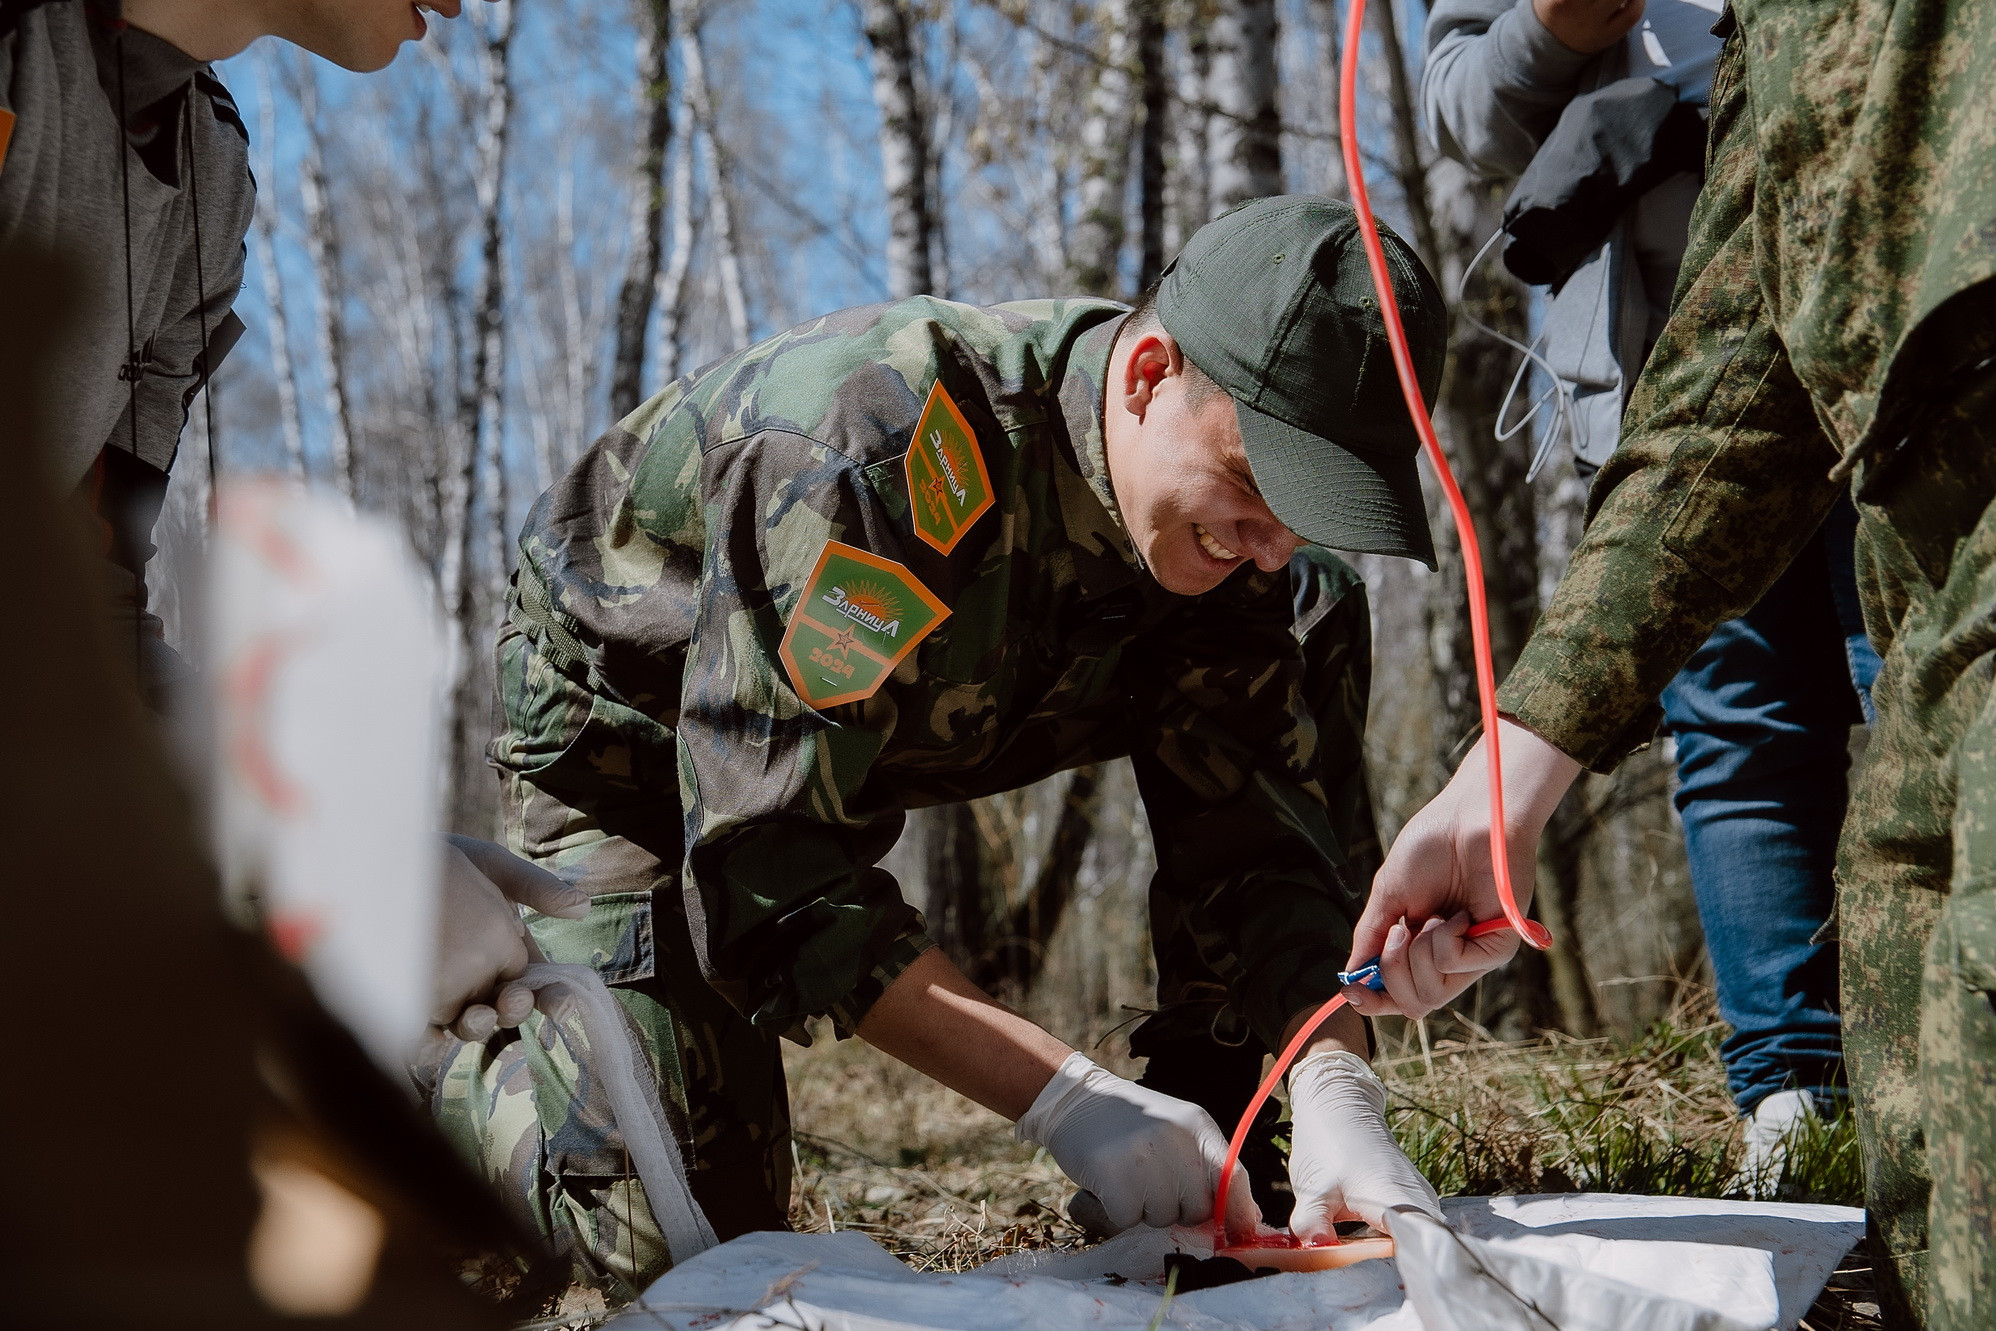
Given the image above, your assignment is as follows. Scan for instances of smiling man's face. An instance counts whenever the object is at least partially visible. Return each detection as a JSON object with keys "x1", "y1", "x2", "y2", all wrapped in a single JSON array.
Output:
[{"x1": 1102, "y1": 325, "x2": 1306, "y2": 596}]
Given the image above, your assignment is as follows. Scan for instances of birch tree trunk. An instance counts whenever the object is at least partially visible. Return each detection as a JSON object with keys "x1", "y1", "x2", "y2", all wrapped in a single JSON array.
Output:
[
  {"x1": 860, "y1": 0, "x2": 934, "y2": 298},
  {"x1": 1028, "y1": 2, "x2": 1067, "y2": 283},
  {"x1": 444, "y1": 0, "x2": 519, "y2": 828},
  {"x1": 293, "y1": 64, "x2": 358, "y2": 501},
  {"x1": 252, "y1": 54, "x2": 305, "y2": 482},
  {"x1": 521, "y1": 312, "x2": 558, "y2": 498},
  {"x1": 1307, "y1": 0, "x2": 1347, "y2": 199},
  {"x1": 925, "y1": 0, "x2": 958, "y2": 299},
  {"x1": 554, "y1": 152, "x2": 588, "y2": 486},
  {"x1": 1427, "y1": 169, "x2": 1537, "y2": 686},
  {"x1": 608, "y1": 0, "x2": 672, "y2": 420},
  {"x1": 1136, "y1": 0, "x2": 1168, "y2": 290},
  {"x1": 1206, "y1": 0, "x2": 1282, "y2": 212},
  {"x1": 252, "y1": 214, "x2": 306, "y2": 483},
  {"x1": 470, "y1": 0, "x2": 518, "y2": 585},
  {"x1": 707, "y1": 172, "x2": 750, "y2": 347},
  {"x1": 970, "y1": 766, "x2": 1105, "y2": 1000},
  {"x1": 360, "y1": 118, "x2": 463, "y2": 576},
  {"x1": 1069, "y1": 0, "x2": 1138, "y2": 297},
  {"x1": 1168, "y1": 8, "x2": 1212, "y2": 243},
  {"x1": 918, "y1": 795, "x2": 989, "y2": 975},
  {"x1": 396, "y1": 187, "x2": 457, "y2": 571},
  {"x1": 652, "y1": 82, "x2": 700, "y2": 387},
  {"x1": 681, "y1": 26, "x2": 751, "y2": 348},
  {"x1": 1364, "y1": 0, "x2": 1439, "y2": 272}
]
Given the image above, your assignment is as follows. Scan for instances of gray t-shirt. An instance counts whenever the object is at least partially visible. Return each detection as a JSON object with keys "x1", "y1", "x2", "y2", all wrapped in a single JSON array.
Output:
[
  {"x1": 1, "y1": 0, "x2": 252, "y2": 490},
  {"x1": 2, "y1": 0, "x2": 254, "y2": 701}
]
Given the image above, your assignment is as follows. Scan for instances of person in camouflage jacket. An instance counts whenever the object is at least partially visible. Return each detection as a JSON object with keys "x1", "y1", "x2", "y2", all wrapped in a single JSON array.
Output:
[
  {"x1": 1343, "y1": 5, "x2": 1996, "y2": 1327},
  {"x1": 428, "y1": 197, "x2": 1454, "y2": 1292}
]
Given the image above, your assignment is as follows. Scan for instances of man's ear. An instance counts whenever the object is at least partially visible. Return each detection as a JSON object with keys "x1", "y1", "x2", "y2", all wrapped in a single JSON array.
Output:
[{"x1": 1120, "y1": 332, "x2": 1180, "y2": 420}]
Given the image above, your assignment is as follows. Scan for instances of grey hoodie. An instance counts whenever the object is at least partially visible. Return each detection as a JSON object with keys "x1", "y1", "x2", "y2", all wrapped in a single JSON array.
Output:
[{"x1": 1422, "y1": 0, "x2": 1719, "y2": 470}]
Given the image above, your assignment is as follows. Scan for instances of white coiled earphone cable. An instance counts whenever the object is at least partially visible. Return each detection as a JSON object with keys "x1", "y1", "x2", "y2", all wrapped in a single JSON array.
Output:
[{"x1": 1456, "y1": 227, "x2": 1576, "y2": 483}]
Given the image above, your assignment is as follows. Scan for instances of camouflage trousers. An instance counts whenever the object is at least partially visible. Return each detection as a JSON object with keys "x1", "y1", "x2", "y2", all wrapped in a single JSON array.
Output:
[
  {"x1": 426, "y1": 549, "x2": 1374, "y2": 1295},
  {"x1": 1839, "y1": 372, "x2": 1996, "y2": 1330}
]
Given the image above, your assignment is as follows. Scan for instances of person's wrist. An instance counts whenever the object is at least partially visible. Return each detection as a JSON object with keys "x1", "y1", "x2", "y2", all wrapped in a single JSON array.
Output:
[
  {"x1": 1282, "y1": 997, "x2": 1368, "y2": 1061},
  {"x1": 1493, "y1": 715, "x2": 1582, "y2": 825},
  {"x1": 1013, "y1": 1051, "x2": 1093, "y2": 1141}
]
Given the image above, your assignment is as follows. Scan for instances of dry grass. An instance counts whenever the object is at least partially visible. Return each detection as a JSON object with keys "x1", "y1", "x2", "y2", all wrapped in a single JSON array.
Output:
[{"x1": 782, "y1": 1020, "x2": 1093, "y2": 1273}]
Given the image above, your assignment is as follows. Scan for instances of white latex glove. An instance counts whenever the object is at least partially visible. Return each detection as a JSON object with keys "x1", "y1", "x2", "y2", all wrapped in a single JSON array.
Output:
[
  {"x1": 1286, "y1": 1049, "x2": 1442, "y2": 1240},
  {"x1": 429, "y1": 835, "x2": 590, "y2": 1042},
  {"x1": 1015, "y1": 1052, "x2": 1260, "y2": 1234}
]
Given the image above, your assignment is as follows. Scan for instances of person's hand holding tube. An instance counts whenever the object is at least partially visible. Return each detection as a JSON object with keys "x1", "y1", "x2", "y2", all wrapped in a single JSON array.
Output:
[
  {"x1": 428, "y1": 835, "x2": 591, "y2": 1042},
  {"x1": 1341, "y1": 718, "x2": 1582, "y2": 1020}
]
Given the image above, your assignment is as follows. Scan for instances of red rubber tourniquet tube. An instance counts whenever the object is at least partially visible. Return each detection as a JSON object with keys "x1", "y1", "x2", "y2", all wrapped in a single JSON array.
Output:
[{"x1": 1210, "y1": 0, "x2": 1552, "y2": 1244}]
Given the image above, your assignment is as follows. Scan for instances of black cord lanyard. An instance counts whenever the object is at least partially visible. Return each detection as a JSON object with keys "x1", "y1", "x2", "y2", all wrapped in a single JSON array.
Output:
[
  {"x1": 113, "y1": 20, "x2": 139, "y2": 677},
  {"x1": 114, "y1": 21, "x2": 137, "y2": 435},
  {"x1": 113, "y1": 17, "x2": 219, "y2": 691},
  {"x1": 185, "y1": 78, "x2": 216, "y2": 496}
]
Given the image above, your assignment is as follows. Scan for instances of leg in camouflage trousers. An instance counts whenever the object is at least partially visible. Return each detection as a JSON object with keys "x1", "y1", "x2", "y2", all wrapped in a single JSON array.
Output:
[
  {"x1": 429, "y1": 623, "x2": 791, "y2": 1298},
  {"x1": 1837, "y1": 374, "x2": 1996, "y2": 1330}
]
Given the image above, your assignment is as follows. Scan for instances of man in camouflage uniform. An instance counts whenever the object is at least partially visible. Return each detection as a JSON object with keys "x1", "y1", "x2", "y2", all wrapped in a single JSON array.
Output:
[
  {"x1": 1341, "y1": 5, "x2": 1996, "y2": 1327},
  {"x1": 428, "y1": 196, "x2": 1450, "y2": 1291}
]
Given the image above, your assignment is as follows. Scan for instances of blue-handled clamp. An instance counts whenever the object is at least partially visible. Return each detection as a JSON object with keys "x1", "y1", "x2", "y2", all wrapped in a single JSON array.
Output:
[{"x1": 1338, "y1": 957, "x2": 1386, "y2": 992}]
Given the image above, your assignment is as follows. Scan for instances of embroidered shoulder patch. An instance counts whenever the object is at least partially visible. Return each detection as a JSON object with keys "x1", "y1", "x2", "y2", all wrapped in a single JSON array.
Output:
[
  {"x1": 904, "y1": 381, "x2": 995, "y2": 553},
  {"x1": 779, "y1": 541, "x2": 950, "y2": 709},
  {"x1": 0, "y1": 110, "x2": 15, "y2": 178}
]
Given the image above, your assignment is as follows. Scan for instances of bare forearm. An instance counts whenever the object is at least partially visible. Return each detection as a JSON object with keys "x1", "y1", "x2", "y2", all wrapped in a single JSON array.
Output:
[
  {"x1": 855, "y1": 947, "x2": 1072, "y2": 1121},
  {"x1": 1283, "y1": 1000, "x2": 1370, "y2": 1062},
  {"x1": 1489, "y1": 714, "x2": 1586, "y2": 832}
]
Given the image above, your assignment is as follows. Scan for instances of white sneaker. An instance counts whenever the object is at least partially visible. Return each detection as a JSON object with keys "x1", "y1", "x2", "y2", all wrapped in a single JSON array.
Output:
[{"x1": 1737, "y1": 1088, "x2": 1819, "y2": 1197}]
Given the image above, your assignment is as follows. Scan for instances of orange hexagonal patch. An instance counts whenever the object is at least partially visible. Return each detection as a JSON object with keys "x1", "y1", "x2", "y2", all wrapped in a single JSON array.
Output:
[
  {"x1": 904, "y1": 381, "x2": 996, "y2": 554},
  {"x1": 778, "y1": 541, "x2": 951, "y2": 709}
]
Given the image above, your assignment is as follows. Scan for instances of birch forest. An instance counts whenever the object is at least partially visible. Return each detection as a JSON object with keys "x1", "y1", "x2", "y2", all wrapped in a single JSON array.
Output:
[{"x1": 166, "y1": 0, "x2": 1700, "y2": 1050}]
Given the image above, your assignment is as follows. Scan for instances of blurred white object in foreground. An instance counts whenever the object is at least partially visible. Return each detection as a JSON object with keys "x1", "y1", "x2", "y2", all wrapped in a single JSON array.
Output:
[{"x1": 207, "y1": 482, "x2": 448, "y2": 1073}]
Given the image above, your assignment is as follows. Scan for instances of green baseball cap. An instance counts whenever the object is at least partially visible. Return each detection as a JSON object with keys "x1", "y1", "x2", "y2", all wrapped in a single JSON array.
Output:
[{"x1": 1157, "y1": 195, "x2": 1448, "y2": 568}]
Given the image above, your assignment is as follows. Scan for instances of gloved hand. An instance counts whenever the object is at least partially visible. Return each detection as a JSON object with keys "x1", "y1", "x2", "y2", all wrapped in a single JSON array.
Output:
[
  {"x1": 429, "y1": 835, "x2": 590, "y2": 1042},
  {"x1": 1015, "y1": 1052, "x2": 1260, "y2": 1234},
  {"x1": 1286, "y1": 1049, "x2": 1442, "y2": 1240}
]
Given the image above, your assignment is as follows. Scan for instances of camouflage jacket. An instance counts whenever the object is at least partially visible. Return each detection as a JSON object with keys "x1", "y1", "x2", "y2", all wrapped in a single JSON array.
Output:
[
  {"x1": 507, "y1": 297, "x2": 1367, "y2": 1051},
  {"x1": 1497, "y1": 2, "x2": 1996, "y2": 769}
]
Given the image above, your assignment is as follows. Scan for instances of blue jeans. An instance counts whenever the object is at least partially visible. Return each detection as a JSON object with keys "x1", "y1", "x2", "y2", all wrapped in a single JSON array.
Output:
[{"x1": 1660, "y1": 499, "x2": 1880, "y2": 1114}]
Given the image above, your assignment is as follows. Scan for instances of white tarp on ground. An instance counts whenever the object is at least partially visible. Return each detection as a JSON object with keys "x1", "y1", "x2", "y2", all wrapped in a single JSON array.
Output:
[{"x1": 608, "y1": 1193, "x2": 1864, "y2": 1331}]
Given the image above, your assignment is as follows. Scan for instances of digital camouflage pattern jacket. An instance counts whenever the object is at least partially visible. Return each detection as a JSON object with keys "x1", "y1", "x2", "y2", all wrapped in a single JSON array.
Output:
[
  {"x1": 502, "y1": 296, "x2": 1369, "y2": 1053},
  {"x1": 1497, "y1": 0, "x2": 1996, "y2": 768}
]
